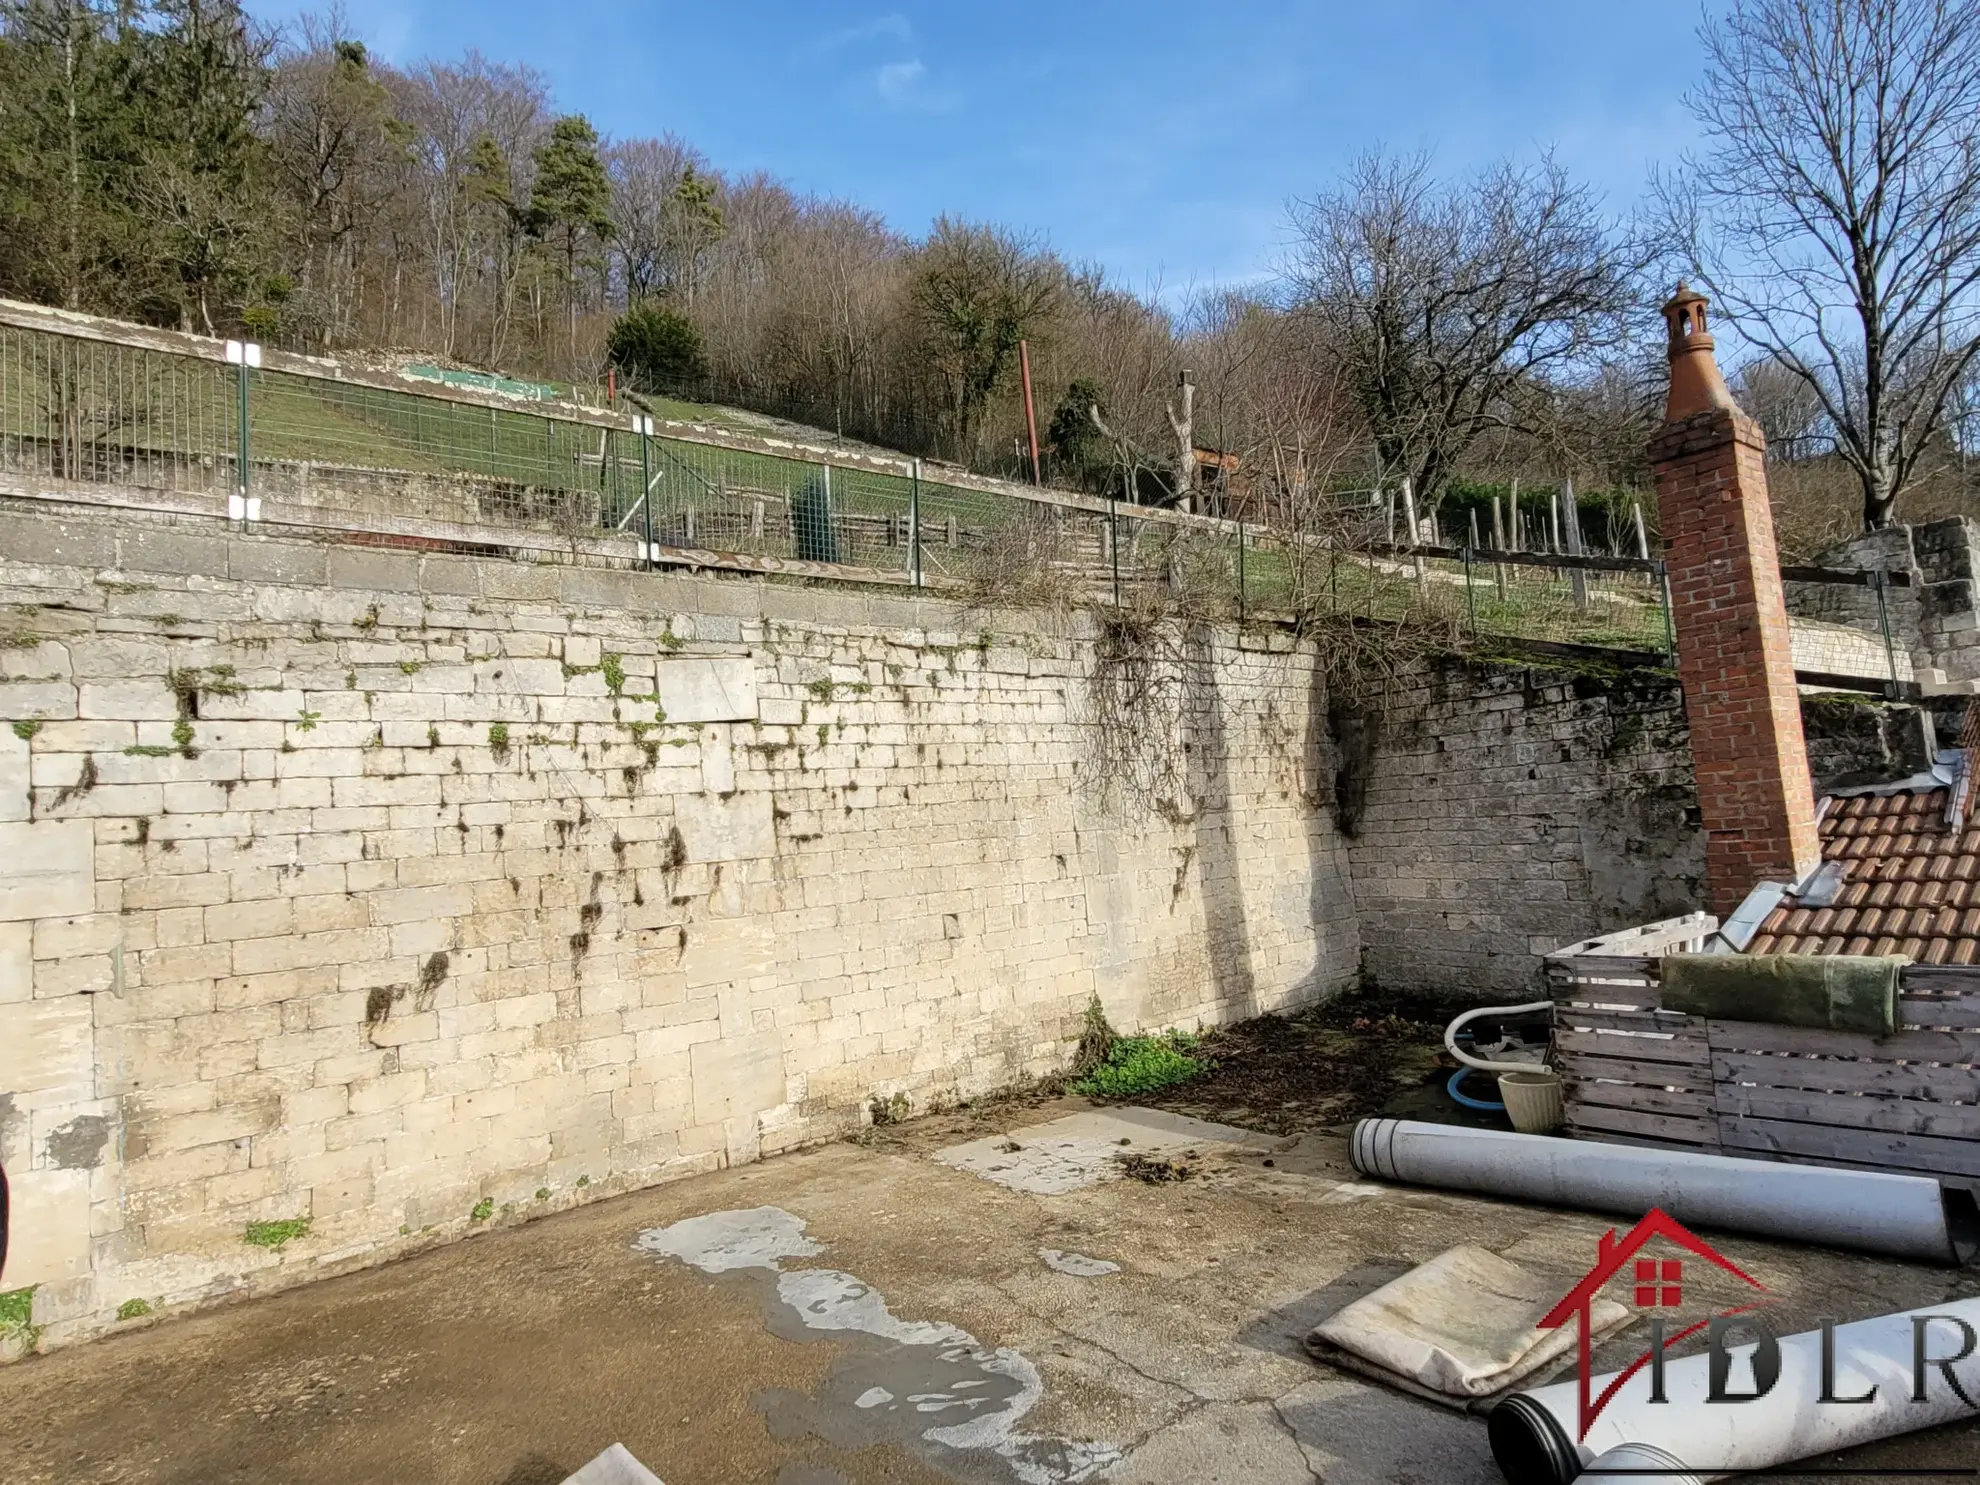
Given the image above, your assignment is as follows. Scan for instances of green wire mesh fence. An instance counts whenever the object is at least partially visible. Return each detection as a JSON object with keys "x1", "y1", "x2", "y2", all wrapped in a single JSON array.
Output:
[{"x1": 0, "y1": 310, "x2": 1678, "y2": 658}]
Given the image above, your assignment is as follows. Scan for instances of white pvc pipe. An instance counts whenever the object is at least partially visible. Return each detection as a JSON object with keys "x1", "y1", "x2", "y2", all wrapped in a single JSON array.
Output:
[
  {"x1": 1351, "y1": 1119, "x2": 1978, "y2": 1265},
  {"x1": 1490, "y1": 1298, "x2": 1980, "y2": 1484},
  {"x1": 1445, "y1": 1000, "x2": 1553, "y2": 1075}
]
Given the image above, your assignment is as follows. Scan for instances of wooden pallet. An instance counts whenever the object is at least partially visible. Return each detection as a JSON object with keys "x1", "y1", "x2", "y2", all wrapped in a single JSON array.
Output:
[{"x1": 1547, "y1": 917, "x2": 1980, "y2": 1190}]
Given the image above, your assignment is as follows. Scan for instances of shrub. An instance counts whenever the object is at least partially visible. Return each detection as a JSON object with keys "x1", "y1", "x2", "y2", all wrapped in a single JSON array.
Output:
[{"x1": 607, "y1": 303, "x2": 704, "y2": 392}]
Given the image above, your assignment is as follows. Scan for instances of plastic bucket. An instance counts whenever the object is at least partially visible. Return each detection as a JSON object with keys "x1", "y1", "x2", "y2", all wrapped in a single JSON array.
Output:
[{"x1": 1497, "y1": 1069, "x2": 1563, "y2": 1134}]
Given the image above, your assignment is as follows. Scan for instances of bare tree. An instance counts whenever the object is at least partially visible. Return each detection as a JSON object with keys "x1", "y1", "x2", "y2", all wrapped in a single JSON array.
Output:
[
  {"x1": 264, "y1": 15, "x2": 404, "y2": 349},
  {"x1": 391, "y1": 53, "x2": 548, "y2": 360},
  {"x1": 1042, "y1": 264, "x2": 1182, "y2": 499},
  {"x1": 606, "y1": 134, "x2": 700, "y2": 302},
  {"x1": 759, "y1": 201, "x2": 905, "y2": 435},
  {"x1": 1286, "y1": 150, "x2": 1640, "y2": 510},
  {"x1": 1736, "y1": 355, "x2": 1831, "y2": 455},
  {"x1": 1659, "y1": 0, "x2": 1980, "y2": 529},
  {"x1": 1165, "y1": 369, "x2": 1197, "y2": 511}
]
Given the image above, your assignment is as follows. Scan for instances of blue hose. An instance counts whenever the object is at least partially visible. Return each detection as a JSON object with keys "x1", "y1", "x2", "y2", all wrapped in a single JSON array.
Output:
[{"x1": 1447, "y1": 1066, "x2": 1505, "y2": 1112}]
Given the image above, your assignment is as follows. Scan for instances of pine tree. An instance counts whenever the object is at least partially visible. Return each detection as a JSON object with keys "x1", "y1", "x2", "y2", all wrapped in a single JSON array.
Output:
[
  {"x1": 526, "y1": 114, "x2": 612, "y2": 365},
  {"x1": 0, "y1": 0, "x2": 145, "y2": 312}
]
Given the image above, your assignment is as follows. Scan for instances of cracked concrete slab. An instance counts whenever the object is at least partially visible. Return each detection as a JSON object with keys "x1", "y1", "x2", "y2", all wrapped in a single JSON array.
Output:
[
  {"x1": 1, "y1": 1095, "x2": 1977, "y2": 1484},
  {"x1": 1274, "y1": 1376, "x2": 1497, "y2": 1485},
  {"x1": 934, "y1": 1108, "x2": 1276, "y2": 1196},
  {"x1": 1103, "y1": 1400, "x2": 1320, "y2": 1485}
]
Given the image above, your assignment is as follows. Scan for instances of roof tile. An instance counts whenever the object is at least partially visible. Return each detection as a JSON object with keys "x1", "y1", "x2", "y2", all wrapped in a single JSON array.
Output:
[{"x1": 1747, "y1": 779, "x2": 1980, "y2": 964}]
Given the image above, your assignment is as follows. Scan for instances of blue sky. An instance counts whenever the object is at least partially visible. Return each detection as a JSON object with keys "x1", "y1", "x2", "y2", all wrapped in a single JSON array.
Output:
[{"x1": 249, "y1": 1, "x2": 1713, "y2": 294}]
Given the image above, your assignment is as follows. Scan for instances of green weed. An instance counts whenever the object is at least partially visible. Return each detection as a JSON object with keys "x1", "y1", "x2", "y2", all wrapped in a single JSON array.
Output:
[
  {"x1": 0, "y1": 1287, "x2": 34, "y2": 1332},
  {"x1": 470, "y1": 1197, "x2": 494, "y2": 1222},
  {"x1": 1072, "y1": 1031, "x2": 1208, "y2": 1099},
  {"x1": 115, "y1": 1298, "x2": 152, "y2": 1320},
  {"x1": 244, "y1": 1217, "x2": 311, "y2": 1249},
  {"x1": 9, "y1": 719, "x2": 39, "y2": 742}
]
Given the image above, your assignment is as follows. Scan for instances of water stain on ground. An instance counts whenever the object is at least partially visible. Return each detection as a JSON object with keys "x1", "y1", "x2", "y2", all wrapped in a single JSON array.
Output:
[{"x1": 637, "y1": 1206, "x2": 1121, "y2": 1485}]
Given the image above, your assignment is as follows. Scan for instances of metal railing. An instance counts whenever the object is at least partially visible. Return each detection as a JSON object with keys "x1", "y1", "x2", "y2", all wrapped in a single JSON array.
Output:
[{"x1": 0, "y1": 297, "x2": 1915, "y2": 678}]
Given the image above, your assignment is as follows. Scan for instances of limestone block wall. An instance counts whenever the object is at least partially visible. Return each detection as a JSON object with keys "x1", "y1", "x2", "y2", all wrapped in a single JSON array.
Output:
[
  {"x1": 0, "y1": 510, "x2": 1358, "y2": 1350},
  {"x1": 1787, "y1": 518, "x2": 1980, "y2": 683},
  {"x1": 1347, "y1": 658, "x2": 1706, "y2": 996}
]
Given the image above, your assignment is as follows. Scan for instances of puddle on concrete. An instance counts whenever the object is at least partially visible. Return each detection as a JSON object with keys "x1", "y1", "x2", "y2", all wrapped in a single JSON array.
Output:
[
  {"x1": 1038, "y1": 1250, "x2": 1118, "y2": 1278},
  {"x1": 637, "y1": 1207, "x2": 1120, "y2": 1485},
  {"x1": 633, "y1": 1205, "x2": 821, "y2": 1272}
]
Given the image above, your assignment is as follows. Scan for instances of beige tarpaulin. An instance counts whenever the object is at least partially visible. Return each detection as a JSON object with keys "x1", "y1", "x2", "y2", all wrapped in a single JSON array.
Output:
[
  {"x1": 561, "y1": 1445, "x2": 665, "y2": 1485},
  {"x1": 1307, "y1": 1245, "x2": 1631, "y2": 1403}
]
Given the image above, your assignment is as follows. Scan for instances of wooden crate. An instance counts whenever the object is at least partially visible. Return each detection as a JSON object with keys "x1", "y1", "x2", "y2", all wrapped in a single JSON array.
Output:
[{"x1": 1546, "y1": 917, "x2": 1980, "y2": 1191}]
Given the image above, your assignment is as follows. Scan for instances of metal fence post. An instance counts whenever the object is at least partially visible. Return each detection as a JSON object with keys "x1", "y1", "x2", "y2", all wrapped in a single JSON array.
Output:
[
  {"x1": 1658, "y1": 560, "x2": 1678, "y2": 663},
  {"x1": 909, "y1": 459, "x2": 922, "y2": 587},
  {"x1": 1109, "y1": 496, "x2": 1121, "y2": 606},
  {"x1": 638, "y1": 416, "x2": 654, "y2": 570},
  {"x1": 223, "y1": 338, "x2": 259, "y2": 521},
  {"x1": 236, "y1": 358, "x2": 249, "y2": 507},
  {"x1": 1873, "y1": 569, "x2": 1900, "y2": 697}
]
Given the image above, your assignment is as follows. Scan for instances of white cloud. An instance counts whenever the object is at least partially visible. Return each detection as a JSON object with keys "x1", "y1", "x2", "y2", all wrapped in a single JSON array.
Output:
[
  {"x1": 821, "y1": 13, "x2": 913, "y2": 50},
  {"x1": 874, "y1": 58, "x2": 959, "y2": 112},
  {"x1": 876, "y1": 59, "x2": 925, "y2": 102}
]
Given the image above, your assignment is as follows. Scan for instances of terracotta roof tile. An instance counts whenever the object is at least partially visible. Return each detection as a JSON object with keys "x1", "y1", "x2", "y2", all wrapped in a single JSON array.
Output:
[{"x1": 1750, "y1": 778, "x2": 1980, "y2": 962}]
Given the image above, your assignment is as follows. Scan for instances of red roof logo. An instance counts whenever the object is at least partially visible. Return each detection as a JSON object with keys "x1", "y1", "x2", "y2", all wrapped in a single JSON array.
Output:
[{"x1": 1539, "y1": 1208, "x2": 1771, "y2": 1439}]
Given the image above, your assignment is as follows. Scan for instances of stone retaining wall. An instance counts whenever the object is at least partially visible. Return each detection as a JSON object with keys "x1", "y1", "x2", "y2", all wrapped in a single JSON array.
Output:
[
  {"x1": 0, "y1": 511, "x2": 1357, "y2": 1349},
  {"x1": 1, "y1": 506, "x2": 1946, "y2": 1353}
]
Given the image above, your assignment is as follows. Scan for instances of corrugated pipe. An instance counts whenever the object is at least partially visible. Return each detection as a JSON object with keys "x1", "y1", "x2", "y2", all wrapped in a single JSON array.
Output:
[
  {"x1": 1489, "y1": 1297, "x2": 1980, "y2": 1483},
  {"x1": 1351, "y1": 1119, "x2": 1979, "y2": 1266}
]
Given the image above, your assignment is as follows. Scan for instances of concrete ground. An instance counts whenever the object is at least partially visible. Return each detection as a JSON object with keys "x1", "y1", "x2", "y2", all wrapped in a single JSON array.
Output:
[{"x1": 3, "y1": 1095, "x2": 1979, "y2": 1485}]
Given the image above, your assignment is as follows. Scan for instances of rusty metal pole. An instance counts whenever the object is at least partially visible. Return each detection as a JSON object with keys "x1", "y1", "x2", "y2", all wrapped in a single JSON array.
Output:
[{"x1": 1019, "y1": 339, "x2": 1042, "y2": 485}]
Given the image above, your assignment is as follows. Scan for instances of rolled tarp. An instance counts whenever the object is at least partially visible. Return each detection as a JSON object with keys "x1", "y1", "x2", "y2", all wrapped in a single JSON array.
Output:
[
  {"x1": 1658, "y1": 953, "x2": 1900, "y2": 1037},
  {"x1": 1351, "y1": 1119, "x2": 1979, "y2": 1266},
  {"x1": 1488, "y1": 1297, "x2": 1980, "y2": 1484}
]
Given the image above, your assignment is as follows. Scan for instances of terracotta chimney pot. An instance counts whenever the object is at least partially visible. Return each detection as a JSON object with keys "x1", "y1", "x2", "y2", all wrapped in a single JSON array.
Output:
[{"x1": 1662, "y1": 281, "x2": 1738, "y2": 422}]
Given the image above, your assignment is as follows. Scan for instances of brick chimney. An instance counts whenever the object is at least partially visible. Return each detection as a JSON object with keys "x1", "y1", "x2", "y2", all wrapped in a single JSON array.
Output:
[{"x1": 1649, "y1": 284, "x2": 1821, "y2": 915}]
